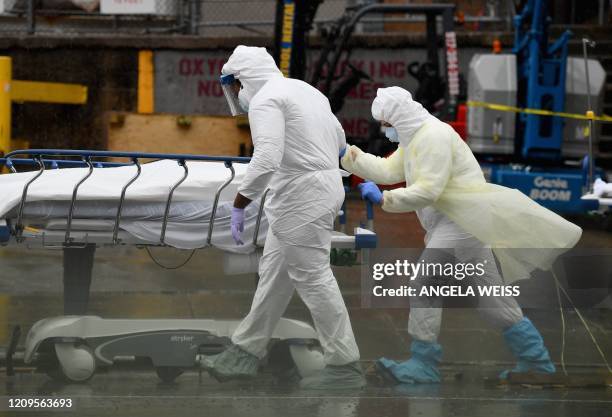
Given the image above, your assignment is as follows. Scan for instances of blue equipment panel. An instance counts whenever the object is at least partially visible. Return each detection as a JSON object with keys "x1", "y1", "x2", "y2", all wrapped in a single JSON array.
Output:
[{"x1": 483, "y1": 164, "x2": 599, "y2": 214}]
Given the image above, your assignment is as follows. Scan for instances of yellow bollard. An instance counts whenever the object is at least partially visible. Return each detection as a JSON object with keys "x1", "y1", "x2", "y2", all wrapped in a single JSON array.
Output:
[
  {"x1": 0, "y1": 56, "x2": 11, "y2": 157},
  {"x1": 138, "y1": 50, "x2": 154, "y2": 114},
  {"x1": 0, "y1": 56, "x2": 87, "y2": 164}
]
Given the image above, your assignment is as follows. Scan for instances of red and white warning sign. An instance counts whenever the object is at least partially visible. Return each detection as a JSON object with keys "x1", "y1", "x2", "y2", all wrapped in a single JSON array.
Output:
[{"x1": 445, "y1": 32, "x2": 460, "y2": 98}]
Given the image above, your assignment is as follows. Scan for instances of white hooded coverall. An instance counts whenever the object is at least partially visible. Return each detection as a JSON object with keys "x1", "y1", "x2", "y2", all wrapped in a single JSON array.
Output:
[
  {"x1": 222, "y1": 46, "x2": 360, "y2": 365},
  {"x1": 342, "y1": 87, "x2": 582, "y2": 342}
]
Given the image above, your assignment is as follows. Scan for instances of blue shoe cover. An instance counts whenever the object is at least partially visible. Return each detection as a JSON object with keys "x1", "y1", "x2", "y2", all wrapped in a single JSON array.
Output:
[
  {"x1": 500, "y1": 317, "x2": 556, "y2": 379},
  {"x1": 376, "y1": 340, "x2": 442, "y2": 384}
]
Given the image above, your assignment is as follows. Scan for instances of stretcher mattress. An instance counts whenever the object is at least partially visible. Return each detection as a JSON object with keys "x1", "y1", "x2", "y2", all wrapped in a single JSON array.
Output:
[
  {"x1": 7, "y1": 199, "x2": 227, "y2": 221},
  {"x1": 0, "y1": 159, "x2": 248, "y2": 216},
  {"x1": 31, "y1": 202, "x2": 267, "y2": 252}
]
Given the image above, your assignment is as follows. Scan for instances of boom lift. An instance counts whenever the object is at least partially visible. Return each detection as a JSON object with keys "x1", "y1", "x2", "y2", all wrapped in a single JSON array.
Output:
[{"x1": 467, "y1": 0, "x2": 606, "y2": 213}]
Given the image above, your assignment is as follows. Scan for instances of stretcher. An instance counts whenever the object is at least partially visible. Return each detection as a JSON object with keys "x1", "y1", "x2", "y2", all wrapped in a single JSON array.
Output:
[
  {"x1": 0, "y1": 149, "x2": 376, "y2": 250},
  {"x1": 0, "y1": 149, "x2": 377, "y2": 383}
]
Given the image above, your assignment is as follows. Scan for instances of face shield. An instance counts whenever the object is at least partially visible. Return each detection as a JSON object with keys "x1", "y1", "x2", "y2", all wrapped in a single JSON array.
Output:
[{"x1": 220, "y1": 74, "x2": 245, "y2": 116}]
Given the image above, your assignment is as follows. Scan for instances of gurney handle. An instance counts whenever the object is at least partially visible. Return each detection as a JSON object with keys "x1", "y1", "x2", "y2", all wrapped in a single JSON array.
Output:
[
  {"x1": 65, "y1": 157, "x2": 94, "y2": 245},
  {"x1": 15, "y1": 156, "x2": 44, "y2": 243},
  {"x1": 207, "y1": 162, "x2": 236, "y2": 246},
  {"x1": 160, "y1": 160, "x2": 189, "y2": 245},
  {"x1": 366, "y1": 200, "x2": 374, "y2": 232},
  {"x1": 113, "y1": 159, "x2": 142, "y2": 245}
]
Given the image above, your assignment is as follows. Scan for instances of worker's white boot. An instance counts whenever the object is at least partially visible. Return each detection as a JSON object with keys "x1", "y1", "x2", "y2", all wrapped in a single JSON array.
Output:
[
  {"x1": 199, "y1": 344, "x2": 259, "y2": 382},
  {"x1": 299, "y1": 362, "x2": 366, "y2": 390}
]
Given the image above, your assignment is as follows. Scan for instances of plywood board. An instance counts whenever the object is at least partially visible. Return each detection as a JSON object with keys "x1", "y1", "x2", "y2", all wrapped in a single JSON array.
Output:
[{"x1": 106, "y1": 112, "x2": 252, "y2": 157}]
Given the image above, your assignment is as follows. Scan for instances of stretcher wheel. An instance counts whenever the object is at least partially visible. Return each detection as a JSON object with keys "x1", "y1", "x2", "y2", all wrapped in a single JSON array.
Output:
[
  {"x1": 267, "y1": 341, "x2": 324, "y2": 381},
  {"x1": 155, "y1": 366, "x2": 184, "y2": 383},
  {"x1": 267, "y1": 341, "x2": 299, "y2": 381},
  {"x1": 288, "y1": 344, "x2": 324, "y2": 378},
  {"x1": 46, "y1": 342, "x2": 96, "y2": 383}
]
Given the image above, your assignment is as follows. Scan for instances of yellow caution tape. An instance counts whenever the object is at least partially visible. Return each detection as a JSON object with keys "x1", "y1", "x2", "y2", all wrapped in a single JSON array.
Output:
[{"x1": 467, "y1": 100, "x2": 612, "y2": 123}]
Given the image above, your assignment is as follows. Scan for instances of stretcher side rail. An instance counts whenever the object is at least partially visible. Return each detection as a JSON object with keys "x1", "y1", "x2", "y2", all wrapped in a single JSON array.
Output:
[
  {"x1": 1, "y1": 149, "x2": 378, "y2": 251},
  {"x1": 1, "y1": 149, "x2": 254, "y2": 249}
]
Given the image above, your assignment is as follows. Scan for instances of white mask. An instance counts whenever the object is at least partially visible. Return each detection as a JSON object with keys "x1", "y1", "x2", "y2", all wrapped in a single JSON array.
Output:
[{"x1": 385, "y1": 127, "x2": 399, "y2": 143}]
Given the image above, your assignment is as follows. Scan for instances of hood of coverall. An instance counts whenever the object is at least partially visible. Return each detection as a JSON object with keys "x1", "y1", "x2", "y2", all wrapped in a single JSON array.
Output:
[
  {"x1": 221, "y1": 45, "x2": 284, "y2": 108},
  {"x1": 371, "y1": 87, "x2": 434, "y2": 147}
]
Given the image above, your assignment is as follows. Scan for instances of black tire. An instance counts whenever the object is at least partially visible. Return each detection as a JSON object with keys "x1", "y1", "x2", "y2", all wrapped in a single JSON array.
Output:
[
  {"x1": 155, "y1": 366, "x2": 184, "y2": 383},
  {"x1": 39, "y1": 351, "x2": 64, "y2": 381},
  {"x1": 266, "y1": 341, "x2": 301, "y2": 382}
]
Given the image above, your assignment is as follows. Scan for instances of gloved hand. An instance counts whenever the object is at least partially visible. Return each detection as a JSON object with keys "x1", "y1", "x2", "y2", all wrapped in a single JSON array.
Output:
[
  {"x1": 231, "y1": 207, "x2": 245, "y2": 245},
  {"x1": 358, "y1": 181, "x2": 383, "y2": 205},
  {"x1": 339, "y1": 146, "x2": 347, "y2": 159}
]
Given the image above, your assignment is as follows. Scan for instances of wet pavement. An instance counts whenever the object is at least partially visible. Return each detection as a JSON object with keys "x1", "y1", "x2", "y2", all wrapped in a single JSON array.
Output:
[
  {"x1": 1, "y1": 198, "x2": 611, "y2": 416},
  {"x1": 2, "y1": 368, "x2": 611, "y2": 417}
]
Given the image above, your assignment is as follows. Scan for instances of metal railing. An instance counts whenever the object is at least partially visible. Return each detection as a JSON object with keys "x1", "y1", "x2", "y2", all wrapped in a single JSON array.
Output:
[{"x1": 0, "y1": 149, "x2": 260, "y2": 248}]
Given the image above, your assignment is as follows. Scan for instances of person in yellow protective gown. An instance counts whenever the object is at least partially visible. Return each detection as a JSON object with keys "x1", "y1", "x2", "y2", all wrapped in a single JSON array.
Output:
[{"x1": 341, "y1": 86, "x2": 582, "y2": 383}]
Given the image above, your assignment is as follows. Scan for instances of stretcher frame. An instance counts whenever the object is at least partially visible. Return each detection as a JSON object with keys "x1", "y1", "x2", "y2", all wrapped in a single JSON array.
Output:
[{"x1": 1, "y1": 149, "x2": 377, "y2": 382}]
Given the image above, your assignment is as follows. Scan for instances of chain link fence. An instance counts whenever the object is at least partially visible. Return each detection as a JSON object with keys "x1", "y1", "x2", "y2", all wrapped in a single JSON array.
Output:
[
  {"x1": 1, "y1": 1, "x2": 599, "y2": 36},
  {"x1": 197, "y1": 0, "x2": 347, "y2": 37},
  {"x1": 0, "y1": 0, "x2": 350, "y2": 36},
  {"x1": 0, "y1": 0, "x2": 182, "y2": 34}
]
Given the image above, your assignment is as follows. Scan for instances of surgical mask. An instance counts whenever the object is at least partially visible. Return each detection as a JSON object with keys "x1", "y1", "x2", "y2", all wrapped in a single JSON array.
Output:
[
  {"x1": 384, "y1": 127, "x2": 399, "y2": 143},
  {"x1": 238, "y1": 89, "x2": 250, "y2": 113}
]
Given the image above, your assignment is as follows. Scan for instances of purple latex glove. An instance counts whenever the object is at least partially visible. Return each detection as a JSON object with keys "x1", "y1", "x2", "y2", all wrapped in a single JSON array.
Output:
[
  {"x1": 231, "y1": 207, "x2": 245, "y2": 245},
  {"x1": 339, "y1": 146, "x2": 347, "y2": 158},
  {"x1": 358, "y1": 181, "x2": 383, "y2": 205}
]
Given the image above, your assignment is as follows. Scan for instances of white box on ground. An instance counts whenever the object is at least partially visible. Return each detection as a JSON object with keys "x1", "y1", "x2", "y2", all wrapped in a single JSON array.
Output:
[{"x1": 101, "y1": 0, "x2": 175, "y2": 15}]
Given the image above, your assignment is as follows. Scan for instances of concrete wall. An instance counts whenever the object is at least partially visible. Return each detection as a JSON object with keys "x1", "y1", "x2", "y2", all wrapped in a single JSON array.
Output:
[
  {"x1": 0, "y1": 32, "x2": 519, "y2": 151},
  {"x1": 152, "y1": 46, "x2": 486, "y2": 139}
]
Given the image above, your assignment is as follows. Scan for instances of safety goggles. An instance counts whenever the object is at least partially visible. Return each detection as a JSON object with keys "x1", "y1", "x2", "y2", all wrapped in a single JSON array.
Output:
[{"x1": 220, "y1": 74, "x2": 245, "y2": 116}]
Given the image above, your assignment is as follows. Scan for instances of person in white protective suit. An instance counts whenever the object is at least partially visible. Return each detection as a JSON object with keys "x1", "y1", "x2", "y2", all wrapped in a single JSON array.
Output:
[
  {"x1": 200, "y1": 45, "x2": 365, "y2": 389},
  {"x1": 341, "y1": 87, "x2": 582, "y2": 384}
]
